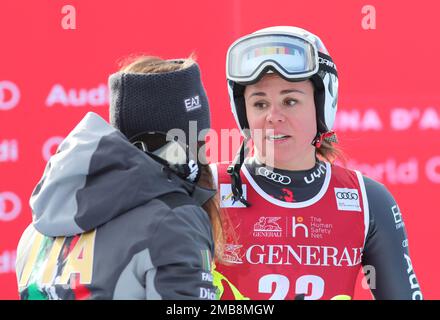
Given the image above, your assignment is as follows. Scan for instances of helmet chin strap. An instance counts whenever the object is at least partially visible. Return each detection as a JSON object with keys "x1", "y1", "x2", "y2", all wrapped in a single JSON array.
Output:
[
  {"x1": 227, "y1": 138, "x2": 251, "y2": 207},
  {"x1": 228, "y1": 130, "x2": 338, "y2": 207}
]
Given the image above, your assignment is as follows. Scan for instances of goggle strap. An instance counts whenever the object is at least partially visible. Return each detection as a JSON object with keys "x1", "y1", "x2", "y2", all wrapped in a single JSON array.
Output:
[{"x1": 318, "y1": 52, "x2": 338, "y2": 77}]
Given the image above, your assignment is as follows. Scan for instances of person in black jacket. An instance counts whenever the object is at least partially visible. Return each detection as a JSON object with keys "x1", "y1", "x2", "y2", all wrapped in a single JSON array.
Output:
[{"x1": 16, "y1": 56, "x2": 222, "y2": 300}]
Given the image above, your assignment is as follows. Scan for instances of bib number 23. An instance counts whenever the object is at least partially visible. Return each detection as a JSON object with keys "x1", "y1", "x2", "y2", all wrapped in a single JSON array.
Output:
[{"x1": 258, "y1": 274, "x2": 324, "y2": 300}]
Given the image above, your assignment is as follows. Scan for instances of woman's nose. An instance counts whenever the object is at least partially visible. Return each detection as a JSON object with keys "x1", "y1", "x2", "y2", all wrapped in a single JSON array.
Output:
[{"x1": 266, "y1": 105, "x2": 285, "y2": 124}]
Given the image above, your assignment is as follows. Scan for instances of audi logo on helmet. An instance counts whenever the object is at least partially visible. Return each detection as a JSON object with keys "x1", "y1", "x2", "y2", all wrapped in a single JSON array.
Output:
[
  {"x1": 257, "y1": 167, "x2": 292, "y2": 185},
  {"x1": 336, "y1": 192, "x2": 359, "y2": 200},
  {"x1": 0, "y1": 81, "x2": 20, "y2": 111}
]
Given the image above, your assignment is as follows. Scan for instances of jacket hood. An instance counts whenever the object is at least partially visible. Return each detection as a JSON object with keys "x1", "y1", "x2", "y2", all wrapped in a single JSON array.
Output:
[{"x1": 30, "y1": 112, "x2": 215, "y2": 237}]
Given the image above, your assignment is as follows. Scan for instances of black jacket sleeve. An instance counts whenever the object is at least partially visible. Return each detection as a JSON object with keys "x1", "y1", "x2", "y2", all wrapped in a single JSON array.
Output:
[
  {"x1": 148, "y1": 204, "x2": 216, "y2": 300},
  {"x1": 361, "y1": 176, "x2": 423, "y2": 300}
]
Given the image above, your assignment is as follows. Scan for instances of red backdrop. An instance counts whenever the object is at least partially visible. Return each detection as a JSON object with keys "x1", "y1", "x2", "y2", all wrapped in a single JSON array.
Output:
[{"x1": 1, "y1": 0, "x2": 439, "y2": 299}]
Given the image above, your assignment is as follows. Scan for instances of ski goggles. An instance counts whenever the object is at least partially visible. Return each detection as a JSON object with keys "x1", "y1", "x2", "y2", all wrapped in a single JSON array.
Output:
[
  {"x1": 130, "y1": 131, "x2": 203, "y2": 182},
  {"x1": 226, "y1": 32, "x2": 320, "y2": 84}
]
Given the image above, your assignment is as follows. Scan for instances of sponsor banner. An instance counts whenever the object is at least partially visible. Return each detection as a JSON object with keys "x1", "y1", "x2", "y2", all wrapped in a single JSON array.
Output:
[
  {"x1": 0, "y1": 250, "x2": 16, "y2": 274},
  {"x1": 0, "y1": 140, "x2": 18, "y2": 162},
  {"x1": 334, "y1": 107, "x2": 440, "y2": 132},
  {"x1": 46, "y1": 84, "x2": 109, "y2": 107},
  {"x1": 347, "y1": 156, "x2": 440, "y2": 185},
  {"x1": 0, "y1": 192, "x2": 22, "y2": 222},
  {"x1": 0, "y1": 81, "x2": 20, "y2": 111}
]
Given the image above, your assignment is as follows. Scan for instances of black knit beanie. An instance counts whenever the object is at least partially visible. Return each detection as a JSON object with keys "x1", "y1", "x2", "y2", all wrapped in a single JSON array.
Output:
[{"x1": 108, "y1": 61, "x2": 211, "y2": 145}]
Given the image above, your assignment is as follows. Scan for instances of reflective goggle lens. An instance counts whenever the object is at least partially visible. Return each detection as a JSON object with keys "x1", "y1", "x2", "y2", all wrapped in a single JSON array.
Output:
[{"x1": 227, "y1": 34, "x2": 318, "y2": 83}]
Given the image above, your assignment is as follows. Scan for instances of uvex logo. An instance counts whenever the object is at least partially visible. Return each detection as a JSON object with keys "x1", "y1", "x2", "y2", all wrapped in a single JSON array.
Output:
[
  {"x1": 304, "y1": 163, "x2": 326, "y2": 184},
  {"x1": 0, "y1": 81, "x2": 20, "y2": 110}
]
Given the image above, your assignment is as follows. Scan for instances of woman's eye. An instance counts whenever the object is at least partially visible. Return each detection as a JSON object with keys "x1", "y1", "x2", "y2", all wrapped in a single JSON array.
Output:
[
  {"x1": 285, "y1": 98, "x2": 297, "y2": 106},
  {"x1": 254, "y1": 102, "x2": 267, "y2": 109}
]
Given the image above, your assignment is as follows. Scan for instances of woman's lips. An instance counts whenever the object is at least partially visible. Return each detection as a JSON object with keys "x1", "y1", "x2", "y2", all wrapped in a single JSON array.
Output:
[{"x1": 266, "y1": 134, "x2": 292, "y2": 143}]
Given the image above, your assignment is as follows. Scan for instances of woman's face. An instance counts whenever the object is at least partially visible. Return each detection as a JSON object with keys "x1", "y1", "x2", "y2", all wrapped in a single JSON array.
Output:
[{"x1": 244, "y1": 74, "x2": 317, "y2": 170}]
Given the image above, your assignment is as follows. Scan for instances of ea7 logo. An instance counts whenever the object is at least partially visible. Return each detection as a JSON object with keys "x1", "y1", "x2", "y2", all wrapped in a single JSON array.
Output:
[
  {"x1": 334, "y1": 188, "x2": 361, "y2": 212},
  {"x1": 184, "y1": 95, "x2": 202, "y2": 111}
]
